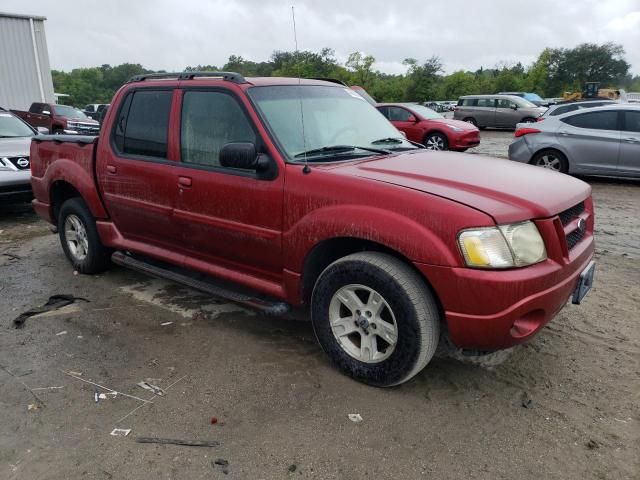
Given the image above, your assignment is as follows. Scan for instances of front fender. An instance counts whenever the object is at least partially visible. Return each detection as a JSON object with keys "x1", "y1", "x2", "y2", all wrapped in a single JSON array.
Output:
[{"x1": 283, "y1": 204, "x2": 460, "y2": 273}]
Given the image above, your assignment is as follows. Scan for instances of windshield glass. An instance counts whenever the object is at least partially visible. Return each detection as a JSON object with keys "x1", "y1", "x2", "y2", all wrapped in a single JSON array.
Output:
[
  {"x1": 248, "y1": 85, "x2": 415, "y2": 160},
  {"x1": 408, "y1": 105, "x2": 443, "y2": 120},
  {"x1": 516, "y1": 98, "x2": 538, "y2": 108},
  {"x1": 524, "y1": 93, "x2": 544, "y2": 102},
  {"x1": 53, "y1": 105, "x2": 88, "y2": 119},
  {"x1": 0, "y1": 113, "x2": 34, "y2": 138}
]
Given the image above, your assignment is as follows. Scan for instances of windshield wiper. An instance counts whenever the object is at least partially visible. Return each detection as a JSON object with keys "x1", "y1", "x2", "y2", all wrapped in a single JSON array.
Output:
[
  {"x1": 294, "y1": 144, "x2": 390, "y2": 159},
  {"x1": 371, "y1": 137, "x2": 404, "y2": 145}
]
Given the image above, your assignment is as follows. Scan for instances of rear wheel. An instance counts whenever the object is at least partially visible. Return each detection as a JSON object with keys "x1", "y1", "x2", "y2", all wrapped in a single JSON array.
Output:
[
  {"x1": 58, "y1": 197, "x2": 111, "y2": 273},
  {"x1": 311, "y1": 252, "x2": 440, "y2": 387},
  {"x1": 424, "y1": 132, "x2": 449, "y2": 151},
  {"x1": 521, "y1": 117, "x2": 536, "y2": 123},
  {"x1": 530, "y1": 149, "x2": 568, "y2": 173}
]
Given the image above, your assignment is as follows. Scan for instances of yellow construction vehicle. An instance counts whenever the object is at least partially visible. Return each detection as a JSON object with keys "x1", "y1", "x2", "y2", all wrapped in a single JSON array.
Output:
[{"x1": 563, "y1": 82, "x2": 625, "y2": 101}]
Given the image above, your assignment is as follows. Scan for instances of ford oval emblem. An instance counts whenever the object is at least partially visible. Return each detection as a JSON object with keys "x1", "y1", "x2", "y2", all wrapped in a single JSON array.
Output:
[
  {"x1": 577, "y1": 218, "x2": 587, "y2": 233},
  {"x1": 16, "y1": 157, "x2": 29, "y2": 168}
]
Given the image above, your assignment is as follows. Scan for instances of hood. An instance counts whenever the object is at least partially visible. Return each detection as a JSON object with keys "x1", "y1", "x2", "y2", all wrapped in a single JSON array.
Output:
[
  {"x1": 0, "y1": 136, "x2": 32, "y2": 157},
  {"x1": 427, "y1": 118, "x2": 478, "y2": 131},
  {"x1": 333, "y1": 151, "x2": 591, "y2": 223}
]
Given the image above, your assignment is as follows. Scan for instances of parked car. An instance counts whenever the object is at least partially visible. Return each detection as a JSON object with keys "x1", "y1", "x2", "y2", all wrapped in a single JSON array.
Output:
[
  {"x1": 0, "y1": 108, "x2": 46, "y2": 202},
  {"x1": 30, "y1": 73, "x2": 595, "y2": 386},
  {"x1": 454, "y1": 95, "x2": 547, "y2": 129},
  {"x1": 498, "y1": 92, "x2": 548, "y2": 107},
  {"x1": 83, "y1": 103, "x2": 109, "y2": 122},
  {"x1": 509, "y1": 104, "x2": 640, "y2": 177},
  {"x1": 377, "y1": 103, "x2": 480, "y2": 151},
  {"x1": 538, "y1": 100, "x2": 616, "y2": 120},
  {"x1": 12, "y1": 102, "x2": 99, "y2": 135}
]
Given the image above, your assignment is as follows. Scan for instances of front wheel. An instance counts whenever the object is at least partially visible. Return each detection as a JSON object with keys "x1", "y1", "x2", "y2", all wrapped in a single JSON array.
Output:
[
  {"x1": 58, "y1": 197, "x2": 111, "y2": 273},
  {"x1": 311, "y1": 252, "x2": 440, "y2": 387},
  {"x1": 463, "y1": 117, "x2": 477, "y2": 127},
  {"x1": 424, "y1": 132, "x2": 449, "y2": 151}
]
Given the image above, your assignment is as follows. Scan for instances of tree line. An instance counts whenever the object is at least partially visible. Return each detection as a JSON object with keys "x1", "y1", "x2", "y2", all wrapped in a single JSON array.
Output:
[{"x1": 52, "y1": 42, "x2": 639, "y2": 107}]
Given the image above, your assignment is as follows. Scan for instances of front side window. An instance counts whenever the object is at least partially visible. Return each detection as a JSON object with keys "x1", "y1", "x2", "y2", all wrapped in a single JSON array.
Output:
[
  {"x1": 118, "y1": 90, "x2": 172, "y2": 158},
  {"x1": 562, "y1": 111, "x2": 618, "y2": 131},
  {"x1": 623, "y1": 111, "x2": 640, "y2": 133},
  {"x1": 181, "y1": 91, "x2": 256, "y2": 167},
  {"x1": 53, "y1": 105, "x2": 89, "y2": 119},
  {"x1": 388, "y1": 107, "x2": 412, "y2": 122},
  {"x1": 408, "y1": 105, "x2": 442, "y2": 119}
]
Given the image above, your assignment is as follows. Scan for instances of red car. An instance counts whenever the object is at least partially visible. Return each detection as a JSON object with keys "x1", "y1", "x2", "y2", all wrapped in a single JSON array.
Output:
[
  {"x1": 30, "y1": 74, "x2": 594, "y2": 387},
  {"x1": 377, "y1": 103, "x2": 480, "y2": 151}
]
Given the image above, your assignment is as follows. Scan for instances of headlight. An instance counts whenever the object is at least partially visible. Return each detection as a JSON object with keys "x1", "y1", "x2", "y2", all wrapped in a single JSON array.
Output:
[
  {"x1": 445, "y1": 124, "x2": 463, "y2": 132},
  {"x1": 458, "y1": 221, "x2": 547, "y2": 268}
]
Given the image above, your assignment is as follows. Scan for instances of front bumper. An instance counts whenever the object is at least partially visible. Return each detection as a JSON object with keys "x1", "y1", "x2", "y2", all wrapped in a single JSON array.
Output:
[
  {"x1": 0, "y1": 171, "x2": 33, "y2": 202},
  {"x1": 451, "y1": 131, "x2": 480, "y2": 150},
  {"x1": 416, "y1": 222, "x2": 594, "y2": 350}
]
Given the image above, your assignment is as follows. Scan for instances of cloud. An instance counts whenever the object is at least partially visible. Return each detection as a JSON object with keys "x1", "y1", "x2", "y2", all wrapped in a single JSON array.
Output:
[{"x1": 3, "y1": 0, "x2": 639, "y2": 75}]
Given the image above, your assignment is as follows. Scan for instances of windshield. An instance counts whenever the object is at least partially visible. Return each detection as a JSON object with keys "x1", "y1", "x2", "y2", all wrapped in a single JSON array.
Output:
[
  {"x1": 516, "y1": 98, "x2": 538, "y2": 108},
  {"x1": 248, "y1": 85, "x2": 415, "y2": 160},
  {"x1": 0, "y1": 112, "x2": 34, "y2": 138},
  {"x1": 524, "y1": 93, "x2": 544, "y2": 102},
  {"x1": 409, "y1": 105, "x2": 443, "y2": 120},
  {"x1": 53, "y1": 105, "x2": 88, "y2": 119}
]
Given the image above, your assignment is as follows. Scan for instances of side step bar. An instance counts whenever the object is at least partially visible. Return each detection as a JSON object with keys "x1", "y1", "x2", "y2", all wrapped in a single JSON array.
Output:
[{"x1": 112, "y1": 251, "x2": 290, "y2": 316}]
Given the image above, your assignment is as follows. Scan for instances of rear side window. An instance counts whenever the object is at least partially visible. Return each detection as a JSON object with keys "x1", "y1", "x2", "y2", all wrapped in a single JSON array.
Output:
[
  {"x1": 550, "y1": 104, "x2": 577, "y2": 116},
  {"x1": 29, "y1": 103, "x2": 43, "y2": 114},
  {"x1": 117, "y1": 90, "x2": 172, "y2": 158},
  {"x1": 181, "y1": 91, "x2": 256, "y2": 168},
  {"x1": 377, "y1": 106, "x2": 390, "y2": 119},
  {"x1": 623, "y1": 111, "x2": 640, "y2": 132},
  {"x1": 460, "y1": 98, "x2": 477, "y2": 106},
  {"x1": 476, "y1": 98, "x2": 495, "y2": 108},
  {"x1": 561, "y1": 111, "x2": 618, "y2": 131}
]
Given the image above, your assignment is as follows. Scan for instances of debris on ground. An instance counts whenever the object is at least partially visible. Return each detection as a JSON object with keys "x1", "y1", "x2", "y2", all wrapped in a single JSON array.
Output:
[
  {"x1": 137, "y1": 381, "x2": 165, "y2": 396},
  {"x1": 63, "y1": 371, "x2": 152, "y2": 404},
  {"x1": 13, "y1": 295, "x2": 89, "y2": 329},
  {"x1": 210, "y1": 417, "x2": 218, "y2": 425},
  {"x1": 521, "y1": 392, "x2": 534, "y2": 409},
  {"x1": 288, "y1": 464, "x2": 297, "y2": 473},
  {"x1": 348, "y1": 413, "x2": 363, "y2": 423},
  {"x1": 136, "y1": 437, "x2": 219, "y2": 447},
  {"x1": 68, "y1": 371, "x2": 82, "y2": 376},
  {"x1": 55, "y1": 330, "x2": 68, "y2": 336},
  {"x1": 31, "y1": 386, "x2": 64, "y2": 391},
  {"x1": 586, "y1": 439, "x2": 601, "y2": 450},
  {"x1": 213, "y1": 459, "x2": 229, "y2": 475},
  {"x1": 110, "y1": 428, "x2": 131, "y2": 437},
  {"x1": 27, "y1": 403, "x2": 40, "y2": 411},
  {"x1": 160, "y1": 322, "x2": 173, "y2": 326}
]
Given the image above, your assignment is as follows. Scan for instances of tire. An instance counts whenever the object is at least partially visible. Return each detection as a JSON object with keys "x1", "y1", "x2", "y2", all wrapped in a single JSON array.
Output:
[
  {"x1": 463, "y1": 117, "x2": 477, "y2": 127},
  {"x1": 53, "y1": 129, "x2": 63, "y2": 135},
  {"x1": 530, "y1": 149, "x2": 568, "y2": 174},
  {"x1": 57, "y1": 197, "x2": 111, "y2": 273},
  {"x1": 311, "y1": 252, "x2": 440, "y2": 387},
  {"x1": 424, "y1": 132, "x2": 449, "y2": 151},
  {"x1": 521, "y1": 117, "x2": 536, "y2": 123}
]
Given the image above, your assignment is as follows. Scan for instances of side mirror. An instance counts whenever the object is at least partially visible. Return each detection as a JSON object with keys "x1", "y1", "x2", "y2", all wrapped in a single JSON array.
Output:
[
  {"x1": 510, "y1": 104, "x2": 518, "y2": 110},
  {"x1": 42, "y1": 110, "x2": 51, "y2": 116},
  {"x1": 407, "y1": 115, "x2": 417, "y2": 122},
  {"x1": 36, "y1": 126, "x2": 49, "y2": 135},
  {"x1": 220, "y1": 142, "x2": 266, "y2": 171}
]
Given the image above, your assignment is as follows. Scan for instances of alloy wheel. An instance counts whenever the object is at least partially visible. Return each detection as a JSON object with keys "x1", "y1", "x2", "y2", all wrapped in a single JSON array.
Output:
[{"x1": 64, "y1": 214, "x2": 89, "y2": 261}]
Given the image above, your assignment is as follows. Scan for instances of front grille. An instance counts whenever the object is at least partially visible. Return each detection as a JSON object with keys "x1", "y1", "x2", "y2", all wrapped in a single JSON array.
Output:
[
  {"x1": 67, "y1": 122, "x2": 100, "y2": 135},
  {"x1": 5, "y1": 156, "x2": 30, "y2": 170},
  {"x1": 566, "y1": 228, "x2": 585, "y2": 250},
  {"x1": 558, "y1": 202, "x2": 585, "y2": 226},
  {"x1": 558, "y1": 201, "x2": 587, "y2": 251}
]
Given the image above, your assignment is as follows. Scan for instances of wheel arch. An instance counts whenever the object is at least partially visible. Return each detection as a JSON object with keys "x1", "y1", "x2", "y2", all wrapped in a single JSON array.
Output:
[{"x1": 529, "y1": 146, "x2": 571, "y2": 172}]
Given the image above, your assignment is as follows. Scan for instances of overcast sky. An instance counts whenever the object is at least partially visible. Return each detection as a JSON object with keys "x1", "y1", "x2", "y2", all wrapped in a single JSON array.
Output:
[{"x1": 5, "y1": 0, "x2": 640, "y2": 75}]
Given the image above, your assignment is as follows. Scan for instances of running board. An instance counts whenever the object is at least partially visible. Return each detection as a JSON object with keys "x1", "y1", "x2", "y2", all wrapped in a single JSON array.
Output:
[{"x1": 111, "y1": 251, "x2": 290, "y2": 316}]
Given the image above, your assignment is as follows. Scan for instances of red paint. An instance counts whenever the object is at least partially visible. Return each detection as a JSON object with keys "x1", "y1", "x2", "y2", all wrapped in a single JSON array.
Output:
[
  {"x1": 377, "y1": 103, "x2": 480, "y2": 150},
  {"x1": 29, "y1": 77, "x2": 595, "y2": 351}
]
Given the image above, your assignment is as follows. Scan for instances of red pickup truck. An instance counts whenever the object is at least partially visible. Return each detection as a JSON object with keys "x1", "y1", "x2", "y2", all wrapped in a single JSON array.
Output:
[
  {"x1": 30, "y1": 73, "x2": 595, "y2": 386},
  {"x1": 12, "y1": 102, "x2": 99, "y2": 135}
]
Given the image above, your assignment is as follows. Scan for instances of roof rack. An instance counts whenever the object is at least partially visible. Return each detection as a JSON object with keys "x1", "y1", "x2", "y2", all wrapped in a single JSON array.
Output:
[{"x1": 127, "y1": 71, "x2": 247, "y2": 84}]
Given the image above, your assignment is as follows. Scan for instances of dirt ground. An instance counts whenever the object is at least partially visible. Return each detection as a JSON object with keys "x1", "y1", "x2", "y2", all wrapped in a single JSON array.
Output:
[{"x1": 1, "y1": 132, "x2": 638, "y2": 479}]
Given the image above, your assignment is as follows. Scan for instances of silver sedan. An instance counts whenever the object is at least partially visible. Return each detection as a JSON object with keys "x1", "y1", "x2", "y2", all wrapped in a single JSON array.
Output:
[{"x1": 508, "y1": 104, "x2": 640, "y2": 177}]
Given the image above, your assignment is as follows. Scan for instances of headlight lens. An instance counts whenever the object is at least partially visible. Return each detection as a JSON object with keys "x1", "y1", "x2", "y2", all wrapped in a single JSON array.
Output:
[
  {"x1": 458, "y1": 221, "x2": 547, "y2": 268},
  {"x1": 445, "y1": 124, "x2": 463, "y2": 132}
]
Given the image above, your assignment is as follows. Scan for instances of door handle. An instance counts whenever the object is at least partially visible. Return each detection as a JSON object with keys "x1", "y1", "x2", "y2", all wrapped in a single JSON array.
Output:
[
  {"x1": 106, "y1": 165, "x2": 117, "y2": 174},
  {"x1": 178, "y1": 176, "x2": 192, "y2": 188}
]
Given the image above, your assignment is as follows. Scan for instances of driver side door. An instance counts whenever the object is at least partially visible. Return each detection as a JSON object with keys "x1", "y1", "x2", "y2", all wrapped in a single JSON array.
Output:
[{"x1": 386, "y1": 106, "x2": 422, "y2": 143}]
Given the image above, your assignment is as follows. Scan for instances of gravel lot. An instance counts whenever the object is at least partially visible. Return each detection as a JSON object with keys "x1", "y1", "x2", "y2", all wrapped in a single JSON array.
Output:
[{"x1": 1, "y1": 133, "x2": 638, "y2": 479}]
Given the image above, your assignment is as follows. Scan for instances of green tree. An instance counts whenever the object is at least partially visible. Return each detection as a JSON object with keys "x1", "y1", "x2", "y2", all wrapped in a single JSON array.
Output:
[{"x1": 345, "y1": 52, "x2": 375, "y2": 88}]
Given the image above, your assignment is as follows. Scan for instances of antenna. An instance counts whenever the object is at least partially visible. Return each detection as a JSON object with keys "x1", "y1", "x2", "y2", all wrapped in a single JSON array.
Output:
[{"x1": 292, "y1": 5, "x2": 310, "y2": 174}]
